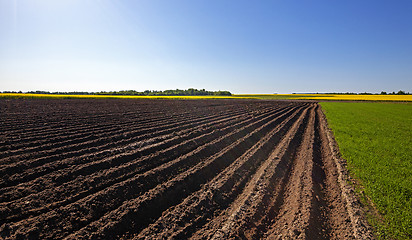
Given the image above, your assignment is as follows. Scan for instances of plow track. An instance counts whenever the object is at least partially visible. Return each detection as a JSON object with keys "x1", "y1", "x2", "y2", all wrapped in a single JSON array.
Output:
[{"x1": 0, "y1": 99, "x2": 372, "y2": 239}]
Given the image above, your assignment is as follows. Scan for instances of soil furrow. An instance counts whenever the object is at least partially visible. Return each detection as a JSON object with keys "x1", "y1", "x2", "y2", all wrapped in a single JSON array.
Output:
[
  {"x1": 0, "y1": 99, "x2": 184, "y2": 134},
  {"x1": 263, "y1": 106, "x2": 317, "y2": 239},
  {"x1": 1, "y1": 111, "x2": 147, "y2": 151},
  {"x1": 1, "y1": 109, "x2": 152, "y2": 139},
  {"x1": 0, "y1": 109, "x2": 163, "y2": 145},
  {"x1": 0, "y1": 105, "x2": 280, "y2": 200},
  {"x1": 64, "y1": 106, "x2": 302, "y2": 240},
  {"x1": 2, "y1": 105, "x2": 297, "y2": 239},
  {"x1": 0, "y1": 106, "x2": 256, "y2": 187},
  {"x1": 0, "y1": 100, "x2": 242, "y2": 136},
  {"x1": 0, "y1": 106, "x2": 278, "y2": 218},
  {"x1": 0, "y1": 101, "x2": 231, "y2": 147},
  {"x1": 0, "y1": 106, "x2": 236, "y2": 160},
  {"x1": 1, "y1": 104, "x2": 252, "y2": 164},
  {"x1": 0, "y1": 100, "x2": 244, "y2": 153},
  {"x1": 193, "y1": 106, "x2": 313, "y2": 240},
  {"x1": 134, "y1": 105, "x2": 309, "y2": 240},
  {"x1": 0, "y1": 109, "x2": 248, "y2": 204}
]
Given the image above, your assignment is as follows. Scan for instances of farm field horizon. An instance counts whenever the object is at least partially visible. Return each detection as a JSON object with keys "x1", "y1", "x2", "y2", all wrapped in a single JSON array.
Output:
[{"x1": 2, "y1": 92, "x2": 412, "y2": 102}]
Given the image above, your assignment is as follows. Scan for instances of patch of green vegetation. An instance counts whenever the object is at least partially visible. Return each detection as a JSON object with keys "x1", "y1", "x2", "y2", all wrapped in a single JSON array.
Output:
[{"x1": 320, "y1": 102, "x2": 412, "y2": 239}]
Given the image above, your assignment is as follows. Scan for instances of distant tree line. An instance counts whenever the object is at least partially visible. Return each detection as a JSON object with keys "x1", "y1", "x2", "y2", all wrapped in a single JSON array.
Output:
[
  {"x1": 96, "y1": 88, "x2": 232, "y2": 96},
  {"x1": 292, "y1": 90, "x2": 410, "y2": 95},
  {"x1": 3, "y1": 88, "x2": 232, "y2": 96},
  {"x1": 379, "y1": 90, "x2": 409, "y2": 95}
]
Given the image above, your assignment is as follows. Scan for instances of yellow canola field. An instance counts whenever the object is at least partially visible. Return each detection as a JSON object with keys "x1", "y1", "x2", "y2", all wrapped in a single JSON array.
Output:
[
  {"x1": 0, "y1": 93, "x2": 250, "y2": 99},
  {"x1": 1, "y1": 93, "x2": 411, "y2": 101},
  {"x1": 292, "y1": 94, "x2": 412, "y2": 101}
]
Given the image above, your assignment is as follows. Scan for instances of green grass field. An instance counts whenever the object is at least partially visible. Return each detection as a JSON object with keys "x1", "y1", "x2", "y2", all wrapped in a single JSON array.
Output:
[{"x1": 320, "y1": 102, "x2": 412, "y2": 239}]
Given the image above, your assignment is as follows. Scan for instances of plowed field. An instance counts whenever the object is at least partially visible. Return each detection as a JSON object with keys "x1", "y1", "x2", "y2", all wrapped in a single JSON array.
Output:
[{"x1": 0, "y1": 99, "x2": 372, "y2": 239}]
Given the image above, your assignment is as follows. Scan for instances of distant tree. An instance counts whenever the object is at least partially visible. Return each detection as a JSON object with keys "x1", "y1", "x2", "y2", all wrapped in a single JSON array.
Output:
[
  {"x1": 380, "y1": 91, "x2": 387, "y2": 95},
  {"x1": 397, "y1": 90, "x2": 406, "y2": 95}
]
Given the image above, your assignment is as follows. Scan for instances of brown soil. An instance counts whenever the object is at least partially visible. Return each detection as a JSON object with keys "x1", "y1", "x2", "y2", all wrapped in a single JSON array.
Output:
[{"x1": 0, "y1": 99, "x2": 373, "y2": 239}]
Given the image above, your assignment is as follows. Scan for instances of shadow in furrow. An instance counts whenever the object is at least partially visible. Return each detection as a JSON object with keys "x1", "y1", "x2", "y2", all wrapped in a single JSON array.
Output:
[{"x1": 306, "y1": 105, "x2": 331, "y2": 239}]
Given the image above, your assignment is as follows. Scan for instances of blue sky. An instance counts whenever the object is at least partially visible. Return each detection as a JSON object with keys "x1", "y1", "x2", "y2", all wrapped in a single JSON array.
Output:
[{"x1": 1, "y1": 0, "x2": 411, "y2": 93}]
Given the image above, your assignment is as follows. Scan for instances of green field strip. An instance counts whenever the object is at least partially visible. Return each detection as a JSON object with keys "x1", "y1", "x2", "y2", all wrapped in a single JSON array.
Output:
[{"x1": 320, "y1": 102, "x2": 412, "y2": 239}]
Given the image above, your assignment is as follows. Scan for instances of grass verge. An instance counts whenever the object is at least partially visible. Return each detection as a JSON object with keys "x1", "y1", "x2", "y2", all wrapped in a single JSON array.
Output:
[{"x1": 320, "y1": 102, "x2": 412, "y2": 239}]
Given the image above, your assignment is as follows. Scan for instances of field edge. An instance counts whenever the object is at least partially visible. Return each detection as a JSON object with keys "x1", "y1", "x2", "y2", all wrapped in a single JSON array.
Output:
[{"x1": 318, "y1": 106, "x2": 375, "y2": 239}]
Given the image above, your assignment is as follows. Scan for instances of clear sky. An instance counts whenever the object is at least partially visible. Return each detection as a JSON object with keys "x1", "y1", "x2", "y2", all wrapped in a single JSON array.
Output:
[{"x1": 1, "y1": 0, "x2": 411, "y2": 94}]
